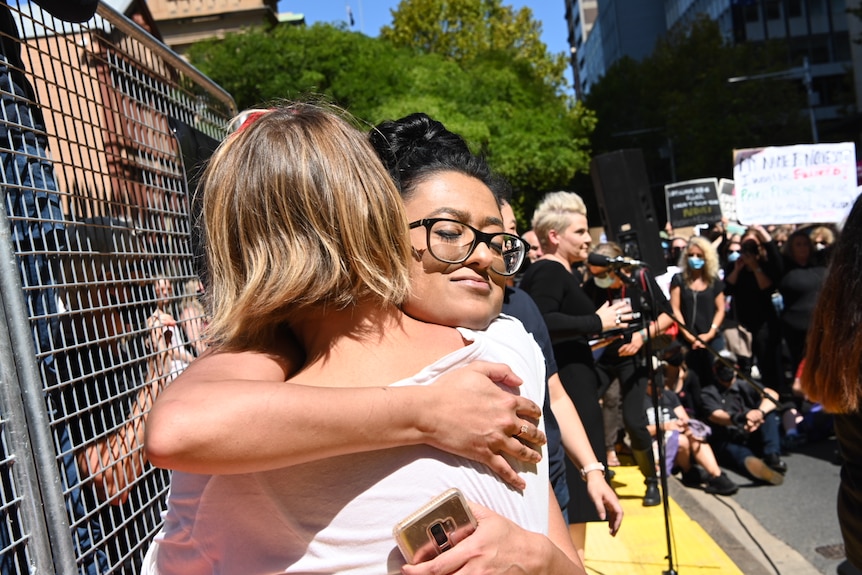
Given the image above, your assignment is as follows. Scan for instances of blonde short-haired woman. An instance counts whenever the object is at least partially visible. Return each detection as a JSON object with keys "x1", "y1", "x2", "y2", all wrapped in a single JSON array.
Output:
[{"x1": 519, "y1": 191, "x2": 633, "y2": 558}]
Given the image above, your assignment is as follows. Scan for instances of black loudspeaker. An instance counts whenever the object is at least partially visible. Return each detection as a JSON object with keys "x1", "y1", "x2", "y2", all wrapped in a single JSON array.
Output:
[{"x1": 591, "y1": 149, "x2": 667, "y2": 276}]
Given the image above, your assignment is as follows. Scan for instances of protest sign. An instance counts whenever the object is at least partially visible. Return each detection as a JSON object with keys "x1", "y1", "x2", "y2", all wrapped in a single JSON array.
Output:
[
  {"x1": 717, "y1": 178, "x2": 746, "y2": 234},
  {"x1": 664, "y1": 178, "x2": 722, "y2": 228},
  {"x1": 732, "y1": 142, "x2": 858, "y2": 224}
]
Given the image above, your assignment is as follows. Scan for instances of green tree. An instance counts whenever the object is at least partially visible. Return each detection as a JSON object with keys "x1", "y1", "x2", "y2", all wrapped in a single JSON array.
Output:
[
  {"x1": 381, "y1": 0, "x2": 566, "y2": 92},
  {"x1": 187, "y1": 18, "x2": 595, "y2": 212}
]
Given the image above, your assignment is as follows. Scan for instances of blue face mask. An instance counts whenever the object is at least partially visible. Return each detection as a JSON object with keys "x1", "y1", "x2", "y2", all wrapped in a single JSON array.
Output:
[
  {"x1": 727, "y1": 251, "x2": 741, "y2": 263},
  {"x1": 593, "y1": 274, "x2": 615, "y2": 288},
  {"x1": 688, "y1": 256, "x2": 705, "y2": 270}
]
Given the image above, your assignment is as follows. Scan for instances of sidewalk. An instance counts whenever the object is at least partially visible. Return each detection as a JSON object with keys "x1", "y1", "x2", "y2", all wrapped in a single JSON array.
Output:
[{"x1": 583, "y1": 464, "x2": 821, "y2": 575}]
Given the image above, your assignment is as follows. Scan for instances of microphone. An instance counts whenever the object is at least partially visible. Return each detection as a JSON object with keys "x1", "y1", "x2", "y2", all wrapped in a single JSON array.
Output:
[{"x1": 587, "y1": 252, "x2": 649, "y2": 269}]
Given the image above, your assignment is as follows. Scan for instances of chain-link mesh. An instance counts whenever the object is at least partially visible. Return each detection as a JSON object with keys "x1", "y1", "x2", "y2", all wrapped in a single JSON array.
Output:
[{"x1": 0, "y1": 2, "x2": 233, "y2": 572}]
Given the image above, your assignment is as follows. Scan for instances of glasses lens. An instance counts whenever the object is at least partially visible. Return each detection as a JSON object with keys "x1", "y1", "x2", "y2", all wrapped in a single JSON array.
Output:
[
  {"x1": 493, "y1": 234, "x2": 526, "y2": 276},
  {"x1": 427, "y1": 220, "x2": 475, "y2": 263},
  {"x1": 425, "y1": 220, "x2": 526, "y2": 276}
]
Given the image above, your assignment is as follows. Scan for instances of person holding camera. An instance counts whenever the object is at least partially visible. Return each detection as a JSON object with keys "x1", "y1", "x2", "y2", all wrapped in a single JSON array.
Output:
[
  {"x1": 724, "y1": 225, "x2": 785, "y2": 397},
  {"x1": 583, "y1": 242, "x2": 676, "y2": 507}
]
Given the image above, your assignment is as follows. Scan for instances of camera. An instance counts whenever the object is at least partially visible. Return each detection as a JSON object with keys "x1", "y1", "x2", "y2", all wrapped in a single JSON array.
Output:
[
  {"x1": 394, "y1": 489, "x2": 478, "y2": 564},
  {"x1": 741, "y1": 240, "x2": 759, "y2": 256},
  {"x1": 428, "y1": 520, "x2": 454, "y2": 549}
]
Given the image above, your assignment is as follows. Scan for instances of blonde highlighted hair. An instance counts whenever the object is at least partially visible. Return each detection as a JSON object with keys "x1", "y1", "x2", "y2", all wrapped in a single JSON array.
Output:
[
  {"x1": 201, "y1": 103, "x2": 412, "y2": 350},
  {"x1": 531, "y1": 191, "x2": 587, "y2": 250},
  {"x1": 680, "y1": 235, "x2": 720, "y2": 287}
]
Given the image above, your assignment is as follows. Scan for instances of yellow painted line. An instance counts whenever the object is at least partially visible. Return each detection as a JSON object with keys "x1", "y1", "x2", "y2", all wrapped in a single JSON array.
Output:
[{"x1": 584, "y1": 464, "x2": 744, "y2": 575}]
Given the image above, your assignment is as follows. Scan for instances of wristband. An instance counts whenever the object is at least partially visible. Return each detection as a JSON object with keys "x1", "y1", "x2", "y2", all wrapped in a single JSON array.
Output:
[
  {"x1": 710, "y1": 323, "x2": 719, "y2": 330},
  {"x1": 580, "y1": 462, "x2": 605, "y2": 481}
]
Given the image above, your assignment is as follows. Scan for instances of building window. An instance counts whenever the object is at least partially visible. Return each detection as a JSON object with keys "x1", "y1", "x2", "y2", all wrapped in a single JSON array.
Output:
[
  {"x1": 744, "y1": 4, "x2": 759, "y2": 22},
  {"x1": 765, "y1": 0, "x2": 781, "y2": 19},
  {"x1": 787, "y1": 0, "x2": 802, "y2": 17}
]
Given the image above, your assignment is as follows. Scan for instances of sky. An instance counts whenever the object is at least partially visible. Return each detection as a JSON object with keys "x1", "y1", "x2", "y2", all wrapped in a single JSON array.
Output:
[{"x1": 276, "y1": 1, "x2": 572, "y2": 82}]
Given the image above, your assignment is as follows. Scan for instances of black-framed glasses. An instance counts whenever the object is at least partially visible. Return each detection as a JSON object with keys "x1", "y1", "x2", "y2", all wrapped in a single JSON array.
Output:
[{"x1": 409, "y1": 218, "x2": 527, "y2": 276}]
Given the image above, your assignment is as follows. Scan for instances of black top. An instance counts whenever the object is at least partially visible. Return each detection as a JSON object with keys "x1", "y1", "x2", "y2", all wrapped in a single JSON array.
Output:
[
  {"x1": 700, "y1": 379, "x2": 761, "y2": 443},
  {"x1": 518, "y1": 259, "x2": 601, "y2": 367},
  {"x1": 644, "y1": 388, "x2": 681, "y2": 426},
  {"x1": 502, "y1": 286, "x2": 564, "y2": 488},
  {"x1": 835, "y1": 409, "x2": 862, "y2": 568},
  {"x1": 670, "y1": 273, "x2": 725, "y2": 337},
  {"x1": 778, "y1": 261, "x2": 826, "y2": 332},
  {"x1": 583, "y1": 269, "x2": 672, "y2": 363},
  {"x1": 724, "y1": 240, "x2": 782, "y2": 330}
]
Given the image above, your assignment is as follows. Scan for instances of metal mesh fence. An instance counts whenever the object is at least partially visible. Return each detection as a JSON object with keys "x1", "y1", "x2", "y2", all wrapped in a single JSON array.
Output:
[{"x1": 0, "y1": 2, "x2": 234, "y2": 572}]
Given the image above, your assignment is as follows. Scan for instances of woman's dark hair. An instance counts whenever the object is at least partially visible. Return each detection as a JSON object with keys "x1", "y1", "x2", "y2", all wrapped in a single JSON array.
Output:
[
  {"x1": 801, "y1": 196, "x2": 862, "y2": 413},
  {"x1": 368, "y1": 113, "x2": 494, "y2": 202}
]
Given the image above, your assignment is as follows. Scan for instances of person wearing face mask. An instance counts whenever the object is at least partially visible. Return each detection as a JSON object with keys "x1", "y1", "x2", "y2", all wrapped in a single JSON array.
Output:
[
  {"x1": 701, "y1": 350, "x2": 787, "y2": 485},
  {"x1": 583, "y1": 243, "x2": 676, "y2": 506},
  {"x1": 669, "y1": 236, "x2": 726, "y2": 417}
]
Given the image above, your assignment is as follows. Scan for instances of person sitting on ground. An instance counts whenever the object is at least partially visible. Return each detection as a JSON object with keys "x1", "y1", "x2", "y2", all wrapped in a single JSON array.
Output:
[
  {"x1": 700, "y1": 350, "x2": 787, "y2": 486},
  {"x1": 644, "y1": 377, "x2": 738, "y2": 495}
]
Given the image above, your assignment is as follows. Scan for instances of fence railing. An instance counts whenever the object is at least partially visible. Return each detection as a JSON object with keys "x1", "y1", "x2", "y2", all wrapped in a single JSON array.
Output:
[{"x1": 0, "y1": 2, "x2": 234, "y2": 572}]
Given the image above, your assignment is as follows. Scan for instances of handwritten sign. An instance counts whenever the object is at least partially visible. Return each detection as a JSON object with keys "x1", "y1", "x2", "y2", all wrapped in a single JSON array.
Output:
[
  {"x1": 664, "y1": 178, "x2": 722, "y2": 228},
  {"x1": 733, "y1": 143, "x2": 859, "y2": 224}
]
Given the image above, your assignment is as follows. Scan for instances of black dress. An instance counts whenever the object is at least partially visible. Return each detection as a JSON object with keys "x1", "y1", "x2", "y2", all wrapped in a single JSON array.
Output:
[{"x1": 519, "y1": 259, "x2": 606, "y2": 524}]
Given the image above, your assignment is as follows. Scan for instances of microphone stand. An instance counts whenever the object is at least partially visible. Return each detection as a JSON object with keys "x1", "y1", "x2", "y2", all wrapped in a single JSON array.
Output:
[{"x1": 621, "y1": 267, "x2": 678, "y2": 575}]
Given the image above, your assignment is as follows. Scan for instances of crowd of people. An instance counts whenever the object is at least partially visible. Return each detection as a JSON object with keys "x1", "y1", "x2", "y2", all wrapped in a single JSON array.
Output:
[
  {"x1": 133, "y1": 100, "x2": 861, "y2": 573},
  {"x1": 9, "y1": 73, "x2": 853, "y2": 569},
  {"x1": 550, "y1": 216, "x2": 839, "y2": 497}
]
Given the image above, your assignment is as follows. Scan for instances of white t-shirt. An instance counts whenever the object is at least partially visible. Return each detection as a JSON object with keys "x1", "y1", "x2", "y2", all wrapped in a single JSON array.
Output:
[
  {"x1": 655, "y1": 265, "x2": 682, "y2": 300},
  {"x1": 144, "y1": 315, "x2": 548, "y2": 575}
]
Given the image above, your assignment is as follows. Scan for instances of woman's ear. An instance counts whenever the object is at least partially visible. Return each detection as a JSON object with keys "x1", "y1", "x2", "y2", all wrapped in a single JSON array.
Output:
[{"x1": 546, "y1": 228, "x2": 560, "y2": 248}]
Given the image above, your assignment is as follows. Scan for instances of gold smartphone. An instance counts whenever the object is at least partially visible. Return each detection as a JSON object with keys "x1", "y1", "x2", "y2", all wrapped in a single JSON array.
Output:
[{"x1": 393, "y1": 488, "x2": 478, "y2": 564}]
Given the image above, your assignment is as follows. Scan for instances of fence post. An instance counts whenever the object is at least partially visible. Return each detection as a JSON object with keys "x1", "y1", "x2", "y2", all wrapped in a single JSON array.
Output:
[{"x1": 0, "y1": 211, "x2": 77, "y2": 573}]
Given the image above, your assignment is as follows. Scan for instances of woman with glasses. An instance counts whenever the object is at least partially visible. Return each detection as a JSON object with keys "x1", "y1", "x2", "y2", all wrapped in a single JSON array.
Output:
[
  {"x1": 669, "y1": 236, "x2": 726, "y2": 415},
  {"x1": 517, "y1": 192, "x2": 632, "y2": 559},
  {"x1": 144, "y1": 104, "x2": 583, "y2": 573}
]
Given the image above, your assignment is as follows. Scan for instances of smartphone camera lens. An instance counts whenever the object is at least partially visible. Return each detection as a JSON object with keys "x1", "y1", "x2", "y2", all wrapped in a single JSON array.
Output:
[{"x1": 429, "y1": 522, "x2": 449, "y2": 548}]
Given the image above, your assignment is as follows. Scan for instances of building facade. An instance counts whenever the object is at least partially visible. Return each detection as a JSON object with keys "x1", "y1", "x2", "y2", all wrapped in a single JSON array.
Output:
[
  {"x1": 145, "y1": 0, "x2": 303, "y2": 54},
  {"x1": 565, "y1": 0, "x2": 858, "y2": 139}
]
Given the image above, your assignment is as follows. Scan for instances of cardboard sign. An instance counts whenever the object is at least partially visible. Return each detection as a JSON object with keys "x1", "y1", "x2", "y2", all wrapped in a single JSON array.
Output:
[
  {"x1": 733, "y1": 143, "x2": 858, "y2": 225},
  {"x1": 664, "y1": 178, "x2": 722, "y2": 228}
]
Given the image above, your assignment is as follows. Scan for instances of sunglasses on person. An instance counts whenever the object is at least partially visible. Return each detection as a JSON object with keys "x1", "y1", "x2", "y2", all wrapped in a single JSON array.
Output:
[{"x1": 409, "y1": 218, "x2": 528, "y2": 276}]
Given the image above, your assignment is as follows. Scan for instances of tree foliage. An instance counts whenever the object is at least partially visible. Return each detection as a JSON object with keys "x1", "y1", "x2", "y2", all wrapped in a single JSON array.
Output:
[
  {"x1": 381, "y1": 0, "x2": 567, "y2": 92},
  {"x1": 186, "y1": 7, "x2": 594, "y2": 211},
  {"x1": 587, "y1": 16, "x2": 809, "y2": 186}
]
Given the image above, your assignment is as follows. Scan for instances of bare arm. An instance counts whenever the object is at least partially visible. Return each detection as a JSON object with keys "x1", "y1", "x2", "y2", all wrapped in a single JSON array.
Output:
[
  {"x1": 548, "y1": 372, "x2": 623, "y2": 535},
  {"x1": 145, "y1": 348, "x2": 546, "y2": 489}
]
